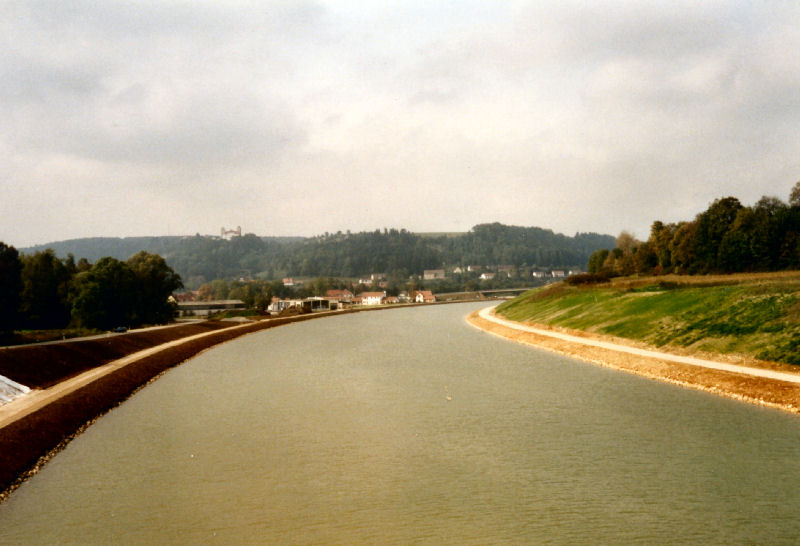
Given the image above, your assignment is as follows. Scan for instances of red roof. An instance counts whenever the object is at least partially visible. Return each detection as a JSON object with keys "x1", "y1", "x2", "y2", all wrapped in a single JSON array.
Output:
[
  {"x1": 361, "y1": 291, "x2": 386, "y2": 298},
  {"x1": 325, "y1": 289, "x2": 353, "y2": 297}
]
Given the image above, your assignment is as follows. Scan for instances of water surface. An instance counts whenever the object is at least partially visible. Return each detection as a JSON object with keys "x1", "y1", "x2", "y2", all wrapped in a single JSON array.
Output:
[{"x1": 1, "y1": 303, "x2": 799, "y2": 544}]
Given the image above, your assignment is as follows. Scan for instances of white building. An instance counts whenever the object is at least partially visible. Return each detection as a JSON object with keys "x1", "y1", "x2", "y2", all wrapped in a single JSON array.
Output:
[{"x1": 361, "y1": 291, "x2": 386, "y2": 305}]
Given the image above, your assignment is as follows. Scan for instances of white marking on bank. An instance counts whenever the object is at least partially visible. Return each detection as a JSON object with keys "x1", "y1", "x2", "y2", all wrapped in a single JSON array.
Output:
[
  {"x1": 477, "y1": 305, "x2": 800, "y2": 384},
  {"x1": 0, "y1": 374, "x2": 30, "y2": 405}
]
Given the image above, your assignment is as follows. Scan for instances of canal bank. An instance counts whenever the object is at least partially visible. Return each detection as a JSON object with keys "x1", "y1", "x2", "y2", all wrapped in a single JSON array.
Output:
[{"x1": 467, "y1": 306, "x2": 800, "y2": 415}]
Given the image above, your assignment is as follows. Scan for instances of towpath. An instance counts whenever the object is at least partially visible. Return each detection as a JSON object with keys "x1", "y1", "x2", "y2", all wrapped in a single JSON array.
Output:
[
  {"x1": 0, "y1": 320, "x2": 260, "y2": 429},
  {"x1": 477, "y1": 305, "x2": 800, "y2": 384}
]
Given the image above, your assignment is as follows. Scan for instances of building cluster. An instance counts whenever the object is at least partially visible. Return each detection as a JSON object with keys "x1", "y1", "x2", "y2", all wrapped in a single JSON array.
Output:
[
  {"x1": 267, "y1": 289, "x2": 435, "y2": 313},
  {"x1": 427, "y1": 266, "x2": 583, "y2": 280}
]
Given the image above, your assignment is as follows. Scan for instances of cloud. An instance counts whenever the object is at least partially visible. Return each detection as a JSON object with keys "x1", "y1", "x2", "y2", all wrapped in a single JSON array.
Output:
[{"x1": 2, "y1": 1, "x2": 799, "y2": 248}]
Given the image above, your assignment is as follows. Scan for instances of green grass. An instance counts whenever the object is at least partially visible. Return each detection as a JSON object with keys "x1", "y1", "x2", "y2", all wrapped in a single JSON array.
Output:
[{"x1": 496, "y1": 273, "x2": 800, "y2": 365}]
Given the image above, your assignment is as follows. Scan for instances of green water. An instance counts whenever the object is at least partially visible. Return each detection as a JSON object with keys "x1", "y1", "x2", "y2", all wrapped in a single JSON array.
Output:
[{"x1": 1, "y1": 303, "x2": 799, "y2": 544}]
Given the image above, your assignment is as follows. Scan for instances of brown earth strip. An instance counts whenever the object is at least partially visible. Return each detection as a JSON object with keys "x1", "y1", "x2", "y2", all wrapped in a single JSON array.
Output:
[
  {"x1": 466, "y1": 310, "x2": 800, "y2": 415},
  {"x1": 0, "y1": 321, "x2": 237, "y2": 389}
]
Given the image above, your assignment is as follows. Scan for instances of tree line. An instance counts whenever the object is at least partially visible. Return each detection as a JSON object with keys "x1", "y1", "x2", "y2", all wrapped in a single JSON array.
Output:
[
  {"x1": 588, "y1": 182, "x2": 800, "y2": 277},
  {"x1": 23, "y1": 224, "x2": 614, "y2": 289},
  {"x1": 0, "y1": 246, "x2": 183, "y2": 335}
]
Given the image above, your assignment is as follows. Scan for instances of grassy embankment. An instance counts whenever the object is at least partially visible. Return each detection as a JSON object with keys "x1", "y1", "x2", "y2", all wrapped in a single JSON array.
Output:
[{"x1": 495, "y1": 271, "x2": 800, "y2": 366}]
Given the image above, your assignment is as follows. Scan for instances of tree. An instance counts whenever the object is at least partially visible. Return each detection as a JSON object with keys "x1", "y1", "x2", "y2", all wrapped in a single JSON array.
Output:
[
  {"x1": 669, "y1": 221, "x2": 698, "y2": 273},
  {"x1": 0, "y1": 242, "x2": 22, "y2": 334},
  {"x1": 648, "y1": 221, "x2": 677, "y2": 273},
  {"x1": 19, "y1": 250, "x2": 72, "y2": 329},
  {"x1": 634, "y1": 241, "x2": 657, "y2": 274},
  {"x1": 253, "y1": 283, "x2": 273, "y2": 313},
  {"x1": 790, "y1": 180, "x2": 800, "y2": 207},
  {"x1": 693, "y1": 197, "x2": 743, "y2": 272},
  {"x1": 587, "y1": 249, "x2": 609, "y2": 274},
  {"x1": 71, "y1": 257, "x2": 137, "y2": 330},
  {"x1": 615, "y1": 231, "x2": 638, "y2": 253},
  {"x1": 717, "y1": 209, "x2": 755, "y2": 272},
  {"x1": 126, "y1": 251, "x2": 183, "y2": 325}
]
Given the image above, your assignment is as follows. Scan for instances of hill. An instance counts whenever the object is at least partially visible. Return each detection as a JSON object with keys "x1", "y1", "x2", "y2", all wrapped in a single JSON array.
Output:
[
  {"x1": 495, "y1": 272, "x2": 800, "y2": 365},
  {"x1": 21, "y1": 225, "x2": 615, "y2": 288}
]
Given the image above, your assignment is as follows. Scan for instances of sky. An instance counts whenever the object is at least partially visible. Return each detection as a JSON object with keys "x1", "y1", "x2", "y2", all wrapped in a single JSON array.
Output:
[{"x1": 2, "y1": 1, "x2": 800, "y2": 248}]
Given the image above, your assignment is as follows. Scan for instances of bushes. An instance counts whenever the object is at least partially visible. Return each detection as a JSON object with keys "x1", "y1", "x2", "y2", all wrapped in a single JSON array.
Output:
[{"x1": 565, "y1": 272, "x2": 610, "y2": 285}]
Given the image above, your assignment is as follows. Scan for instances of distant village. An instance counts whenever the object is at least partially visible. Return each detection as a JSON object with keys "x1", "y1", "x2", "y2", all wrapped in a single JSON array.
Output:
[{"x1": 174, "y1": 263, "x2": 583, "y2": 318}]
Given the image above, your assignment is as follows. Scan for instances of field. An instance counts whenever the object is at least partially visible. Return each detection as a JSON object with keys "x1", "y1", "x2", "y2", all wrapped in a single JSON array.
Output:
[{"x1": 496, "y1": 272, "x2": 800, "y2": 365}]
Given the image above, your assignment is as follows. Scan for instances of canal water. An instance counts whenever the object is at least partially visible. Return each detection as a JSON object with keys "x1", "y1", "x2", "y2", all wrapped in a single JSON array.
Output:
[{"x1": 1, "y1": 303, "x2": 799, "y2": 544}]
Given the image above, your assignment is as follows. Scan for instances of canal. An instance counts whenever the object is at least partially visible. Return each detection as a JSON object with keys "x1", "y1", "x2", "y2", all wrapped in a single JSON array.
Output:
[{"x1": 1, "y1": 302, "x2": 799, "y2": 544}]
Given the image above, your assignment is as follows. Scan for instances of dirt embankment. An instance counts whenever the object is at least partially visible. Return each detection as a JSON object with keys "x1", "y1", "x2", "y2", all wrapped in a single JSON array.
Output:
[
  {"x1": 467, "y1": 310, "x2": 800, "y2": 415},
  {"x1": 0, "y1": 311, "x2": 356, "y2": 500}
]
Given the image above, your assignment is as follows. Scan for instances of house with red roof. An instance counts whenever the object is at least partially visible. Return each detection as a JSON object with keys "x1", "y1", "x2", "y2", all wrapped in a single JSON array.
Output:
[
  {"x1": 325, "y1": 289, "x2": 354, "y2": 304},
  {"x1": 412, "y1": 290, "x2": 436, "y2": 303},
  {"x1": 361, "y1": 291, "x2": 386, "y2": 305}
]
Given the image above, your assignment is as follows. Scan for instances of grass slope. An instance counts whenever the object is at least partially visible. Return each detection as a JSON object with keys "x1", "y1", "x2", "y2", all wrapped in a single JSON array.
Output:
[{"x1": 496, "y1": 272, "x2": 800, "y2": 365}]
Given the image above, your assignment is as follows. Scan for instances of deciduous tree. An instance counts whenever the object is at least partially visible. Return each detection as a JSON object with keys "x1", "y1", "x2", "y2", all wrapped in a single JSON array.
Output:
[
  {"x1": 126, "y1": 251, "x2": 183, "y2": 325},
  {"x1": 0, "y1": 242, "x2": 22, "y2": 334},
  {"x1": 71, "y1": 257, "x2": 136, "y2": 330},
  {"x1": 19, "y1": 250, "x2": 72, "y2": 329}
]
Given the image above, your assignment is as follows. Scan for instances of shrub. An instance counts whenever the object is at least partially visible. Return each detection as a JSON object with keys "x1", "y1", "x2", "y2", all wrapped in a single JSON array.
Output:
[{"x1": 565, "y1": 273, "x2": 610, "y2": 285}]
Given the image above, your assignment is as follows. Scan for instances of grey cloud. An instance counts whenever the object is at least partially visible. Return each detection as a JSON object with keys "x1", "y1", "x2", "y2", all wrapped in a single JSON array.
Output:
[
  {"x1": 2, "y1": 1, "x2": 799, "y2": 247},
  {"x1": 1, "y1": 2, "x2": 321, "y2": 167}
]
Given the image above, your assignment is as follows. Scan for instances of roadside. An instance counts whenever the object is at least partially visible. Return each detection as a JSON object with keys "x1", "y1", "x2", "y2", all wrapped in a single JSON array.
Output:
[{"x1": 467, "y1": 305, "x2": 800, "y2": 415}]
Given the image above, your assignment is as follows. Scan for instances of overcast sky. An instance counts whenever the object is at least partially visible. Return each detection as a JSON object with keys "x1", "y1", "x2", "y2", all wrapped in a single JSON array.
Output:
[{"x1": 3, "y1": 1, "x2": 799, "y2": 248}]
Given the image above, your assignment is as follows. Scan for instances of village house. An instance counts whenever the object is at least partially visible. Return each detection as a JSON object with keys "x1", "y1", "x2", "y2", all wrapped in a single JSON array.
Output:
[
  {"x1": 423, "y1": 269, "x2": 446, "y2": 280},
  {"x1": 357, "y1": 273, "x2": 385, "y2": 285},
  {"x1": 452, "y1": 266, "x2": 464, "y2": 274},
  {"x1": 497, "y1": 265, "x2": 515, "y2": 277},
  {"x1": 360, "y1": 291, "x2": 386, "y2": 305},
  {"x1": 412, "y1": 290, "x2": 436, "y2": 303},
  {"x1": 268, "y1": 297, "x2": 296, "y2": 313},
  {"x1": 480, "y1": 272, "x2": 495, "y2": 280},
  {"x1": 551, "y1": 270, "x2": 566, "y2": 278},
  {"x1": 325, "y1": 289, "x2": 353, "y2": 304}
]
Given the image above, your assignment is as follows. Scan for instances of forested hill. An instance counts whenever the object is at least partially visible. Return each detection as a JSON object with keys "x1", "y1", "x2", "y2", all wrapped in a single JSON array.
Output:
[{"x1": 22, "y1": 224, "x2": 614, "y2": 288}]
